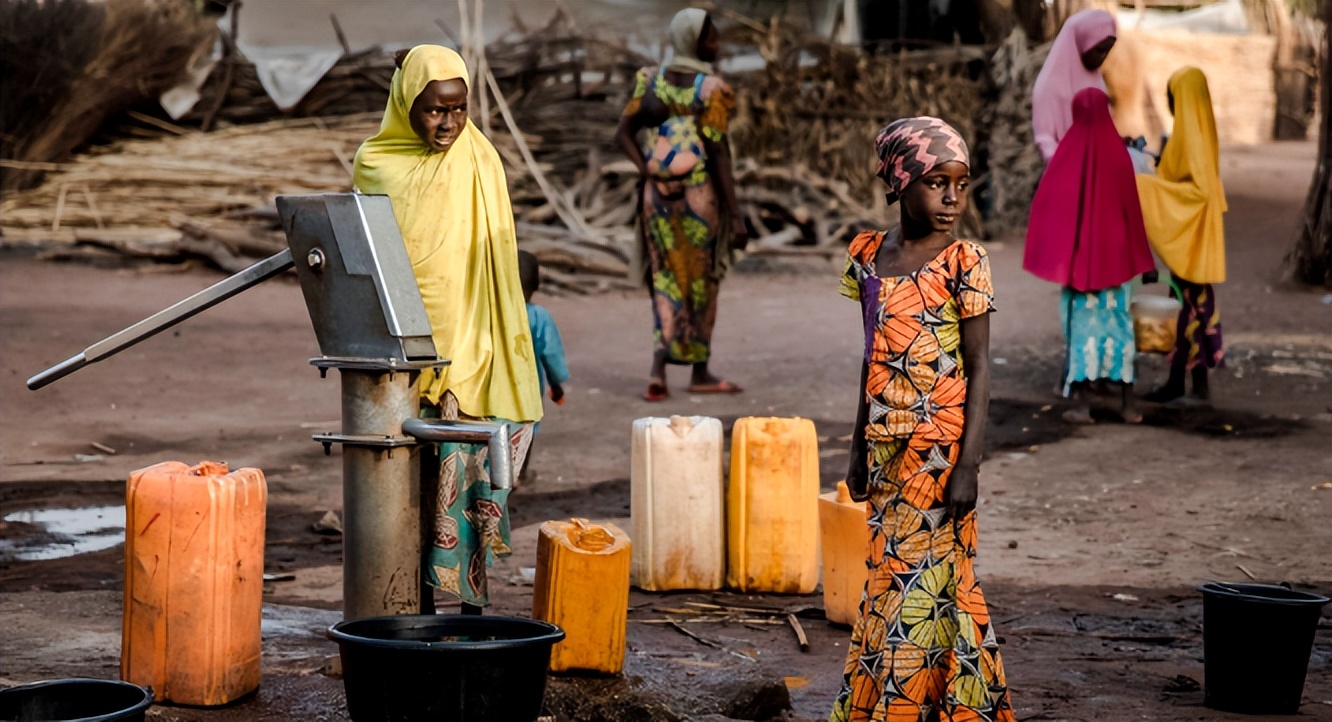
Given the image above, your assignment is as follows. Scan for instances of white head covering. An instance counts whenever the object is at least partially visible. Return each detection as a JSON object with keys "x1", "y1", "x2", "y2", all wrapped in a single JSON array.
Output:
[{"x1": 666, "y1": 8, "x2": 714, "y2": 75}]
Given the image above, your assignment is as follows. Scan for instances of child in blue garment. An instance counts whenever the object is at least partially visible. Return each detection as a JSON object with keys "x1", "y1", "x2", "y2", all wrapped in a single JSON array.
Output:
[{"x1": 518, "y1": 251, "x2": 569, "y2": 483}]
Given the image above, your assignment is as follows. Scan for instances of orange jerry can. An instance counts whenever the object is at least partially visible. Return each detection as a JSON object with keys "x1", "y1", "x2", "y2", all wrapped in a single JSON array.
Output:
[
  {"x1": 727, "y1": 417, "x2": 820, "y2": 594},
  {"x1": 122, "y1": 461, "x2": 267, "y2": 705},
  {"x1": 533, "y1": 519, "x2": 631, "y2": 674},
  {"x1": 819, "y1": 481, "x2": 870, "y2": 626}
]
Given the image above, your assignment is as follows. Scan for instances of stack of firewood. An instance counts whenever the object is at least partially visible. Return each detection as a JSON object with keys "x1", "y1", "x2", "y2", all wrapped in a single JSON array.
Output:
[{"x1": 2, "y1": 9, "x2": 1006, "y2": 286}]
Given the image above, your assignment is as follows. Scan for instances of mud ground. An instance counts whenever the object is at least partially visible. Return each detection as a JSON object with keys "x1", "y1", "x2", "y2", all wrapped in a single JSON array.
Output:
[{"x1": 2, "y1": 140, "x2": 1330, "y2": 721}]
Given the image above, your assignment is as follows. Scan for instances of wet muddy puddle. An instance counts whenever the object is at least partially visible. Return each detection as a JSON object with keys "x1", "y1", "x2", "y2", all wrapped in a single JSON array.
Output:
[{"x1": 0, "y1": 505, "x2": 125, "y2": 562}]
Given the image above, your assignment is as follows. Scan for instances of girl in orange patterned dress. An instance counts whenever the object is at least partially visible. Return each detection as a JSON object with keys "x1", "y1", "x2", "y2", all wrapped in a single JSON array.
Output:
[{"x1": 831, "y1": 117, "x2": 1014, "y2": 722}]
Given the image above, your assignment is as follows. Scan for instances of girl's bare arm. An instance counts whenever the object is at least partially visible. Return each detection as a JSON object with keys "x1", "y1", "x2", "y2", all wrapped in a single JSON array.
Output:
[
  {"x1": 950, "y1": 313, "x2": 991, "y2": 518},
  {"x1": 615, "y1": 115, "x2": 647, "y2": 175}
]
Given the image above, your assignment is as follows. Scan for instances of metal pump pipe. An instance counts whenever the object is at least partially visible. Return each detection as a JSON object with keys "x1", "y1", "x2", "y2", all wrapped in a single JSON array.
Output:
[{"x1": 336, "y1": 368, "x2": 422, "y2": 620}]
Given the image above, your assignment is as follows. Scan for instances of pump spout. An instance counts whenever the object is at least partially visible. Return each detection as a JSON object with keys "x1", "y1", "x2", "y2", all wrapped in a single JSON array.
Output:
[{"x1": 401, "y1": 417, "x2": 514, "y2": 490}]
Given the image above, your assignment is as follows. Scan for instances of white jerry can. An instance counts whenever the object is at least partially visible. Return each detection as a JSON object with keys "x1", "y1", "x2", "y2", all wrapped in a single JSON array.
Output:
[{"x1": 630, "y1": 416, "x2": 725, "y2": 591}]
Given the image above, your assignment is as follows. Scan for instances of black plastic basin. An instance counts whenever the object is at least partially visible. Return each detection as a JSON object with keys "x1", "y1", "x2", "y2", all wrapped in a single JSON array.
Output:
[
  {"x1": 1200, "y1": 582, "x2": 1329, "y2": 715},
  {"x1": 328, "y1": 614, "x2": 565, "y2": 722},
  {"x1": 0, "y1": 679, "x2": 153, "y2": 722}
]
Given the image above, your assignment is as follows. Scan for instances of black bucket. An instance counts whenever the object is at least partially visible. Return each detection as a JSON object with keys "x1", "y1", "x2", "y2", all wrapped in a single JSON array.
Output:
[
  {"x1": 1200, "y1": 582, "x2": 1329, "y2": 715},
  {"x1": 0, "y1": 679, "x2": 153, "y2": 722},
  {"x1": 328, "y1": 614, "x2": 565, "y2": 722}
]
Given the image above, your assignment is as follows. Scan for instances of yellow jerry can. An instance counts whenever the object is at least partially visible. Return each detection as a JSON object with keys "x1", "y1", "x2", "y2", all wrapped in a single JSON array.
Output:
[
  {"x1": 630, "y1": 416, "x2": 725, "y2": 591},
  {"x1": 727, "y1": 417, "x2": 820, "y2": 593},
  {"x1": 122, "y1": 460, "x2": 267, "y2": 705},
  {"x1": 818, "y1": 481, "x2": 869, "y2": 626},
  {"x1": 533, "y1": 519, "x2": 632, "y2": 674}
]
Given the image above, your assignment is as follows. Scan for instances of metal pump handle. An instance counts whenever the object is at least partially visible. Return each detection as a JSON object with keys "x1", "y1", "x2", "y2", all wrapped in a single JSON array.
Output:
[{"x1": 27, "y1": 249, "x2": 295, "y2": 390}]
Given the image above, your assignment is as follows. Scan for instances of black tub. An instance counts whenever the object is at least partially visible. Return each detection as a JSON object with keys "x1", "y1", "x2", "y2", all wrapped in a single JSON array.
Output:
[
  {"x1": 1200, "y1": 582, "x2": 1329, "y2": 715},
  {"x1": 328, "y1": 614, "x2": 565, "y2": 722},
  {"x1": 0, "y1": 679, "x2": 153, "y2": 722}
]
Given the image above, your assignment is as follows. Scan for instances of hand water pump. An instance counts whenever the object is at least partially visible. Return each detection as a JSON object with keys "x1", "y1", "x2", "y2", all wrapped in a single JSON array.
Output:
[{"x1": 28, "y1": 193, "x2": 512, "y2": 620}]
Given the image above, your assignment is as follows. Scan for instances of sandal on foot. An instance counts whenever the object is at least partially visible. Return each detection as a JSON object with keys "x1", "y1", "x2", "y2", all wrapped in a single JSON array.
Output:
[
  {"x1": 643, "y1": 380, "x2": 669, "y2": 402},
  {"x1": 687, "y1": 379, "x2": 744, "y2": 394}
]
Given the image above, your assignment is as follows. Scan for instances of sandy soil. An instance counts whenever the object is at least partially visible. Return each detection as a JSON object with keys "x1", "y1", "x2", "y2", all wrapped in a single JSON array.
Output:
[{"x1": 2, "y1": 140, "x2": 1330, "y2": 721}]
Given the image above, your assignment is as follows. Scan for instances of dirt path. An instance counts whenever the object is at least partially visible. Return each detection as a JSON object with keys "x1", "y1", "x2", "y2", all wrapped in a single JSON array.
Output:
[{"x1": 2, "y1": 140, "x2": 1329, "y2": 720}]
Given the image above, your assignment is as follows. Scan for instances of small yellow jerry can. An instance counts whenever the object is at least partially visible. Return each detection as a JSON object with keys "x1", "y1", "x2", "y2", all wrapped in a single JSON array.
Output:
[{"x1": 533, "y1": 519, "x2": 632, "y2": 674}]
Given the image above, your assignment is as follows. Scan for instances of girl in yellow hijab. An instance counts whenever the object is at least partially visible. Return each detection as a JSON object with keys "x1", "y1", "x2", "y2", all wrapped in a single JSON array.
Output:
[
  {"x1": 354, "y1": 45, "x2": 541, "y2": 609},
  {"x1": 1137, "y1": 67, "x2": 1226, "y2": 403}
]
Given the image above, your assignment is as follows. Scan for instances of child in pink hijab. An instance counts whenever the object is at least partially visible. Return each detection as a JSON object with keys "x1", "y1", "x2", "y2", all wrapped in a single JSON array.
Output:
[{"x1": 1031, "y1": 9, "x2": 1118, "y2": 161}]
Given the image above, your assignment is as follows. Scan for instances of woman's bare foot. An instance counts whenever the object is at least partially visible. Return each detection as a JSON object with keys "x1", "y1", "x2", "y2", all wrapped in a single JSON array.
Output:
[
  {"x1": 1120, "y1": 384, "x2": 1143, "y2": 424},
  {"x1": 1061, "y1": 408, "x2": 1095, "y2": 425},
  {"x1": 1063, "y1": 383, "x2": 1094, "y2": 424}
]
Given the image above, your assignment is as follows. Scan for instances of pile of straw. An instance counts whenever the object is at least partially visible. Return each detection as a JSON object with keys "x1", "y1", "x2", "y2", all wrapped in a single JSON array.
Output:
[{"x1": 0, "y1": 114, "x2": 374, "y2": 271}]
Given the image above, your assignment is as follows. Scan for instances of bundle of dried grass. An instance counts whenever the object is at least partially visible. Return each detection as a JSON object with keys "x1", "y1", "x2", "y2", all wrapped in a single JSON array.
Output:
[
  {"x1": 1, "y1": 0, "x2": 214, "y2": 191},
  {"x1": 977, "y1": 28, "x2": 1049, "y2": 240},
  {"x1": 0, "y1": 0, "x2": 105, "y2": 174}
]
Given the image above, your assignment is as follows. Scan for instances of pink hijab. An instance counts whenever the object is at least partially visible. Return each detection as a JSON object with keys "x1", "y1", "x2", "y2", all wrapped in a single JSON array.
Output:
[
  {"x1": 1032, "y1": 9, "x2": 1117, "y2": 161},
  {"x1": 1024, "y1": 88, "x2": 1155, "y2": 292}
]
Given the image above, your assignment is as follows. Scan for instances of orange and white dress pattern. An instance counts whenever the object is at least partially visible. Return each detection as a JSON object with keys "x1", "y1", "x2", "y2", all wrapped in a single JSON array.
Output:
[{"x1": 831, "y1": 231, "x2": 1014, "y2": 722}]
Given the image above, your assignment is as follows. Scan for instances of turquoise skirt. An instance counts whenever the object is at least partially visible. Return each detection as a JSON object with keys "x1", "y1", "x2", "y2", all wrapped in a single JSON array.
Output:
[{"x1": 1060, "y1": 283, "x2": 1136, "y2": 395}]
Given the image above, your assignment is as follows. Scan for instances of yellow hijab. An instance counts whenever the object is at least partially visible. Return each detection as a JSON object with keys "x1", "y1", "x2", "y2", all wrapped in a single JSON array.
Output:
[
  {"x1": 353, "y1": 45, "x2": 541, "y2": 423},
  {"x1": 1135, "y1": 66, "x2": 1227, "y2": 284}
]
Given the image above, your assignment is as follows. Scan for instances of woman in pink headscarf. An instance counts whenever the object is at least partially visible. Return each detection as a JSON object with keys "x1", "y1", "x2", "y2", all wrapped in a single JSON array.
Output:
[
  {"x1": 1025, "y1": 87, "x2": 1156, "y2": 424},
  {"x1": 1031, "y1": 8, "x2": 1118, "y2": 161}
]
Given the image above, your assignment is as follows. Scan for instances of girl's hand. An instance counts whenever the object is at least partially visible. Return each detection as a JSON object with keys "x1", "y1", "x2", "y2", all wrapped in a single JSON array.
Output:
[
  {"x1": 730, "y1": 216, "x2": 750, "y2": 250},
  {"x1": 549, "y1": 384, "x2": 565, "y2": 405},
  {"x1": 947, "y1": 463, "x2": 979, "y2": 520}
]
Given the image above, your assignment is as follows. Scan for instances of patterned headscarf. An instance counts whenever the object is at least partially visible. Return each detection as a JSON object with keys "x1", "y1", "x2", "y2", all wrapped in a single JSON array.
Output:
[{"x1": 874, "y1": 117, "x2": 970, "y2": 206}]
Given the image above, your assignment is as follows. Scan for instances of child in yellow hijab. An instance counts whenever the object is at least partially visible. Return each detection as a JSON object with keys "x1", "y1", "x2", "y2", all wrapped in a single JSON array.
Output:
[
  {"x1": 353, "y1": 45, "x2": 540, "y2": 608},
  {"x1": 1137, "y1": 67, "x2": 1226, "y2": 403}
]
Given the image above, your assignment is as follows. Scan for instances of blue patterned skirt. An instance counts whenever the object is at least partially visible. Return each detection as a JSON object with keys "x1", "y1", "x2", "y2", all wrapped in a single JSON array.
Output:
[{"x1": 1060, "y1": 283, "x2": 1136, "y2": 395}]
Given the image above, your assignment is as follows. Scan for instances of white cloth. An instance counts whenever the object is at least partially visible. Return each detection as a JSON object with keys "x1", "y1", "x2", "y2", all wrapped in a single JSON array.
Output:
[{"x1": 666, "y1": 8, "x2": 714, "y2": 76}]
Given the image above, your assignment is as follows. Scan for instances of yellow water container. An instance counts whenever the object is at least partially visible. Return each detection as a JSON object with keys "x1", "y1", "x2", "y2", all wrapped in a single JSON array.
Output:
[
  {"x1": 122, "y1": 461, "x2": 267, "y2": 705},
  {"x1": 727, "y1": 417, "x2": 820, "y2": 594},
  {"x1": 630, "y1": 416, "x2": 725, "y2": 591},
  {"x1": 819, "y1": 481, "x2": 870, "y2": 626},
  {"x1": 533, "y1": 519, "x2": 632, "y2": 674}
]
